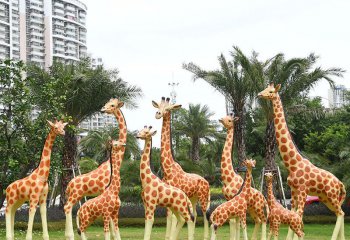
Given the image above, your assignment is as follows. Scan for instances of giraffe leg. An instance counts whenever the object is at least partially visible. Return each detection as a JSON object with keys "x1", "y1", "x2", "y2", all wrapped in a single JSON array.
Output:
[
  {"x1": 165, "y1": 208, "x2": 173, "y2": 240},
  {"x1": 80, "y1": 232, "x2": 87, "y2": 240},
  {"x1": 287, "y1": 188, "x2": 298, "y2": 240},
  {"x1": 110, "y1": 220, "x2": 116, "y2": 239},
  {"x1": 64, "y1": 203, "x2": 75, "y2": 240},
  {"x1": 26, "y1": 203, "x2": 38, "y2": 240},
  {"x1": 198, "y1": 188, "x2": 210, "y2": 240},
  {"x1": 187, "y1": 220, "x2": 195, "y2": 240},
  {"x1": 241, "y1": 219, "x2": 248, "y2": 240},
  {"x1": 5, "y1": 205, "x2": 13, "y2": 240},
  {"x1": 39, "y1": 197, "x2": 49, "y2": 240},
  {"x1": 144, "y1": 207, "x2": 155, "y2": 240},
  {"x1": 170, "y1": 213, "x2": 178, "y2": 239},
  {"x1": 249, "y1": 210, "x2": 260, "y2": 240},
  {"x1": 331, "y1": 214, "x2": 344, "y2": 240},
  {"x1": 339, "y1": 215, "x2": 345, "y2": 240},
  {"x1": 170, "y1": 212, "x2": 185, "y2": 240},
  {"x1": 190, "y1": 197, "x2": 198, "y2": 226},
  {"x1": 210, "y1": 224, "x2": 217, "y2": 240},
  {"x1": 267, "y1": 231, "x2": 272, "y2": 240},
  {"x1": 235, "y1": 218, "x2": 240, "y2": 240},
  {"x1": 229, "y1": 218, "x2": 236, "y2": 240},
  {"x1": 103, "y1": 216, "x2": 111, "y2": 240},
  {"x1": 111, "y1": 211, "x2": 121, "y2": 240},
  {"x1": 261, "y1": 221, "x2": 267, "y2": 240}
]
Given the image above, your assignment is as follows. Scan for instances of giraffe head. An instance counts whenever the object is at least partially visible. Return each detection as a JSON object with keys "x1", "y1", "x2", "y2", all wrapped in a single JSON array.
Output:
[
  {"x1": 264, "y1": 172, "x2": 274, "y2": 183},
  {"x1": 111, "y1": 139, "x2": 126, "y2": 151},
  {"x1": 47, "y1": 119, "x2": 67, "y2": 135},
  {"x1": 152, "y1": 97, "x2": 181, "y2": 119},
  {"x1": 136, "y1": 126, "x2": 157, "y2": 140},
  {"x1": 242, "y1": 158, "x2": 256, "y2": 171},
  {"x1": 257, "y1": 83, "x2": 281, "y2": 100},
  {"x1": 101, "y1": 98, "x2": 124, "y2": 114},
  {"x1": 219, "y1": 113, "x2": 239, "y2": 129}
]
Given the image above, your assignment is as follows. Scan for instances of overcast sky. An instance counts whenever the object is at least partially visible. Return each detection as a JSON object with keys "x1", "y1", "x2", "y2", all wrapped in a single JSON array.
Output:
[{"x1": 84, "y1": 0, "x2": 349, "y2": 145}]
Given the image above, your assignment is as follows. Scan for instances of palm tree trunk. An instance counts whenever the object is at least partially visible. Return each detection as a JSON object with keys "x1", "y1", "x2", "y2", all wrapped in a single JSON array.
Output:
[
  {"x1": 60, "y1": 131, "x2": 77, "y2": 207},
  {"x1": 191, "y1": 137, "x2": 200, "y2": 161},
  {"x1": 264, "y1": 119, "x2": 277, "y2": 171},
  {"x1": 0, "y1": 184, "x2": 5, "y2": 209},
  {"x1": 234, "y1": 106, "x2": 246, "y2": 165}
]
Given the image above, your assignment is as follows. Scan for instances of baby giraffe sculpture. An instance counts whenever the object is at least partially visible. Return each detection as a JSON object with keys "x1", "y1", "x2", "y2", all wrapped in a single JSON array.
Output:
[
  {"x1": 220, "y1": 114, "x2": 268, "y2": 240},
  {"x1": 210, "y1": 159, "x2": 256, "y2": 240},
  {"x1": 265, "y1": 172, "x2": 304, "y2": 240},
  {"x1": 76, "y1": 139, "x2": 126, "y2": 240},
  {"x1": 137, "y1": 126, "x2": 195, "y2": 240},
  {"x1": 5, "y1": 119, "x2": 67, "y2": 240}
]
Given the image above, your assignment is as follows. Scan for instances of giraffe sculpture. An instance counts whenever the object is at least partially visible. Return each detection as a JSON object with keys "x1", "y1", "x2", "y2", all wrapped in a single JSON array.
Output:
[
  {"x1": 265, "y1": 172, "x2": 304, "y2": 240},
  {"x1": 258, "y1": 83, "x2": 346, "y2": 240},
  {"x1": 219, "y1": 114, "x2": 268, "y2": 240},
  {"x1": 152, "y1": 97, "x2": 211, "y2": 240},
  {"x1": 137, "y1": 126, "x2": 195, "y2": 240},
  {"x1": 210, "y1": 159, "x2": 256, "y2": 240},
  {"x1": 76, "y1": 139, "x2": 125, "y2": 240},
  {"x1": 64, "y1": 98, "x2": 126, "y2": 240},
  {"x1": 5, "y1": 119, "x2": 67, "y2": 240}
]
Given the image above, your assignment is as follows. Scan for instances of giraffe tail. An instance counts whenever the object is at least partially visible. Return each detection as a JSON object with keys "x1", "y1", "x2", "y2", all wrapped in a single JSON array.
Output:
[
  {"x1": 186, "y1": 197, "x2": 195, "y2": 222},
  {"x1": 76, "y1": 209, "x2": 81, "y2": 235},
  {"x1": 339, "y1": 181, "x2": 346, "y2": 205}
]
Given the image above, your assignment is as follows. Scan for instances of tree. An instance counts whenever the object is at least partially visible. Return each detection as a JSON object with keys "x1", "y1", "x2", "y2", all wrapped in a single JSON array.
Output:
[
  {"x1": 27, "y1": 59, "x2": 142, "y2": 205},
  {"x1": 183, "y1": 46, "x2": 257, "y2": 164},
  {"x1": 174, "y1": 103, "x2": 218, "y2": 161},
  {"x1": 238, "y1": 51, "x2": 343, "y2": 170},
  {"x1": 79, "y1": 126, "x2": 141, "y2": 164}
]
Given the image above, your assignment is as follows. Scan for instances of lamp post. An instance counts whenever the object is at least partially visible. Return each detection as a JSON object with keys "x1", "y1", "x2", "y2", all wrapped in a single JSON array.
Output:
[{"x1": 168, "y1": 82, "x2": 179, "y2": 154}]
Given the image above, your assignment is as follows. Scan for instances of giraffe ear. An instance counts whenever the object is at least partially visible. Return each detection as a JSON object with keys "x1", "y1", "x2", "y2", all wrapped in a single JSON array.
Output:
[
  {"x1": 275, "y1": 84, "x2": 281, "y2": 92},
  {"x1": 233, "y1": 117, "x2": 239, "y2": 122},
  {"x1": 151, "y1": 130, "x2": 157, "y2": 136},
  {"x1": 63, "y1": 122, "x2": 68, "y2": 127},
  {"x1": 152, "y1": 101, "x2": 159, "y2": 108},
  {"x1": 117, "y1": 101, "x2": 124, "y2": 108},
  {"x1": 172, "y1": 104, "x2": 182, "y2": 110},
  {"x1": 47, "y1": 120, "x2": 54, "y2": 127}
]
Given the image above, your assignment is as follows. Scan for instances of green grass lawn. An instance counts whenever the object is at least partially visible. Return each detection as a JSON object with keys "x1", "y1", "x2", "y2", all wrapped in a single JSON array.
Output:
[{"x1": 0, "y1": 223, "x2": 349, "y2": 239}]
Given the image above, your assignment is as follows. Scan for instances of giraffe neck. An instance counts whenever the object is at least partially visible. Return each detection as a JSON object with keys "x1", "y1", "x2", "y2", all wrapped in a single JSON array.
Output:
[
  {"x1": 140, "y1": 139, "x2": 153, "y2": 185},
  {"x1": 113, "y1": 108, "x2": 127, "y2": 143},
  {"x1": 160, "y1": 112, "x2": 175, "y2": 176},
  {"x1": 266, "y1": 179, "x2": 275, "y2": 207},
  {"x1": 36, "y1": 129, "x2": 56, "y2": 179},
  {"x1": 108, "y1": 147, "x2": 125, "y2": 193},
  {"x1": 221, "y1": 127, "x2": 238, "y2": 185},
  {"x1": 242, "y1": 168, "x2": 252, "y2": 197},
  {"x1": 272, "y1": 94, "x2": 303, "y2": 171}
]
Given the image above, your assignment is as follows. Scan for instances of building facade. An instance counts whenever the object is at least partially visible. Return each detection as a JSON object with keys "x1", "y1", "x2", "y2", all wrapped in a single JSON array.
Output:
[
  {"x1": 0, "y1": 0, "x2": 87, "y2": 68},
  {"x1": 328, "y1": 85, "x2": 349, "y2": 108}
]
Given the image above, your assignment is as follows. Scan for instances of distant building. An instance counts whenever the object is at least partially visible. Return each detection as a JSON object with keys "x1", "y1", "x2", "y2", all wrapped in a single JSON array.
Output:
[
  {"x1": 328, "y1": 85, "x2": 349, "y2": 108},
  {"x1": 79, "y1": 113, "x2": 117, "y2": 131},
  {"x1": 0, "y1": 0, "x2": 87, "y2": 68},
  {"x1": 91, "y1": 56, "x2": 102, "y2": 69}
]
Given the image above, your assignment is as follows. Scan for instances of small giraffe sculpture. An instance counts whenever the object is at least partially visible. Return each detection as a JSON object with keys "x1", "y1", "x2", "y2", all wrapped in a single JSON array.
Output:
[
  {"x1": 265, "y1": 172, "x2": 304, "y2": 240},
  {"x1": 76, "y1": 139, "x2": 125, "y2": 240},
  {"x1": 5, "y1": 119, "x2": 67, "y2": 240},
  {"x1": 137, "y1": 126, "x2": 195, "y2": 240},
  {"x1": 210, "y1": 159, "x2": 256, "y2": 240},
  {"x1": 258, "y1": 83, "x2": 346, "y2": 240},
  {"x1": 220, "y1": 114, "x2": 268, "y2": 240},
  {"x1": 64, "y1": 98, "x2": 126, "y2": 240},
  {"x1": 152, "y1": 97, "x2": 211, "y2": 240}
]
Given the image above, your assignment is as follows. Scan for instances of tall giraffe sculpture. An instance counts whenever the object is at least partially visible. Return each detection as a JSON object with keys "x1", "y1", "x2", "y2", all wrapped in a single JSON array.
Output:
[
  {"x1": 152, "y1": 97, "x2": 211, "y2": 240},
  {"x1": 219, "y1": 114, "x2": 268, "y2": 240},
  {"x1": 210, "y1": 159, "x2": 256, "y2": 240},
  {"x1": 5, "y1": 119, "x2": 67, "y2": 240},
  {"x1": 258, "y1": 83, "x2": 346, "y2": 240},
  {"x1": 64, "y1": 98, "x2": 126, "y2": 240},
  {"x1": 137, "y1": 126, "x2": 195, "y2": 240},
  {"x1": 76, "y1": 139, "x2": 125, "y2": 240},
  {"x1": 265, "y1": 172, "x2": 304, "y2": 240}
]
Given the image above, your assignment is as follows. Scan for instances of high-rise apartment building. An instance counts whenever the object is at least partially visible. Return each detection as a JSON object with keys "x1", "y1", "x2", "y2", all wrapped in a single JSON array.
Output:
[
  {"x1": 328, "y1": 85, "x2": 349, "y2": 108},
  {"x1": 0, "y1": 0, "x2": 87, "y2": 68}
]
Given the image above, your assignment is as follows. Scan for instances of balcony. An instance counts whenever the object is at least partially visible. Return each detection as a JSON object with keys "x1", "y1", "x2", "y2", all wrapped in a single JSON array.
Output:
[
  {"x1": 53, "y1": 1, "x2": 64, "y2": 9},
  {"x1": 66, "y1": 5, "x2": 76, "y2": 12},
  {"x1": 54, "y1": 8, "x2": 64, "y2": 15}
]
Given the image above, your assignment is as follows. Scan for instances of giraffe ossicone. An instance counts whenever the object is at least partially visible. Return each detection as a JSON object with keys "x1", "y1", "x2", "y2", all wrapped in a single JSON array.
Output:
[
  {"x1": 137, "y1": 125, "x2": 194, "y2": 240},
  {"x1": 258, "y1": 83, "x2": 346, "y2": 240},
  {"x1": 5, "y1": 119, "x2": 67, "y2": 240},
  {"x1": 153, "y1": 97, "x2": 211, "y2": 240}
]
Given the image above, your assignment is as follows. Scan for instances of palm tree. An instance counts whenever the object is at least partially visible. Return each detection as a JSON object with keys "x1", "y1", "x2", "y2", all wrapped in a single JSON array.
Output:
[
  {"x1": 79, "y1": 126, "x2": 140, "y2": 163},
  {"x1": 238, "y1": 52, "x2": 344, "y2": 170},
  {"x1": 174, "y1": 103, "x2": 218, "y2": 161},
  {"x1": 27, "y1": 59, "x2": 142, "y2": 205},
  {"x1": 183, "y1": 46, "x2": 257, "y2": 163}
]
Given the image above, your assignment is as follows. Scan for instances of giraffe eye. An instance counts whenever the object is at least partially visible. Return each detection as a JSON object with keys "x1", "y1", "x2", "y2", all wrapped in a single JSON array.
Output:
[
  {"x1": 111, "y1": 104, "x2": 115, "y2": 107},
  {"x1": 269, "y1": 91, "x2": 273, "y2": 93},
  {"x1": 228, "y1": 120, "x2": 231, "y2": 122}
]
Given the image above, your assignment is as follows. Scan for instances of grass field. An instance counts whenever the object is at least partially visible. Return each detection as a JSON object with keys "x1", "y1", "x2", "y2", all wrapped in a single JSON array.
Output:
[{"x1": 0, "y1": 223, "x2": 349, "y2": 239}]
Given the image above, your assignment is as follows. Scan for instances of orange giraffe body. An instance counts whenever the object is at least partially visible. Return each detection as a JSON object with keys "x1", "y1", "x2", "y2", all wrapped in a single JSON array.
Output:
[
  {"x1": 137, "y1": 126, "x2": 195, "y2": 240},
  {"x1": 265, "y1": 172, "x2": 304, "y2": 240},
  {"x1": 258, "y1": 84, "x2": 346, "y2": 240},
  {"x1": 76, "y1": 139, "x2": 125, "y2": 240},
  {"x1": 210, "y1": 159, "x2": 256, "y2": 240},
  {"x1": 64, "y1": 99, "x2": 126, "y2": 240},
  {"x1": 153, "y1": 97, "x2": 211, "y2": 240},
  {"x1": 5, "y1": 119, "x2": 67, "y2": 240},
  {"x1": 220, "y1": 115, "x2": 268, "y2": 240}
]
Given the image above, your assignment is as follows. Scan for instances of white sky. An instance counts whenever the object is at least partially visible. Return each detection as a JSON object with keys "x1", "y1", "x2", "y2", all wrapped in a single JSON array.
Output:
[{"x1": 84, "y1": 0, "x2": 349, "y2": 146}]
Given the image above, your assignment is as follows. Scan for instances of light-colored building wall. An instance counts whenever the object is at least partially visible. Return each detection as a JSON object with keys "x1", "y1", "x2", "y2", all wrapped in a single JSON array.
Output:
[{"x1": 328, "y1": 85, "x2": 349, "y2": 108}]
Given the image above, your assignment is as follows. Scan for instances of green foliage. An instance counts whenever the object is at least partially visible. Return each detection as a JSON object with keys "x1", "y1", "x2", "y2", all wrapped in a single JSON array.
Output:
[{"x1": 78, "y1": 157, "x2": 99, "y2": 174}]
